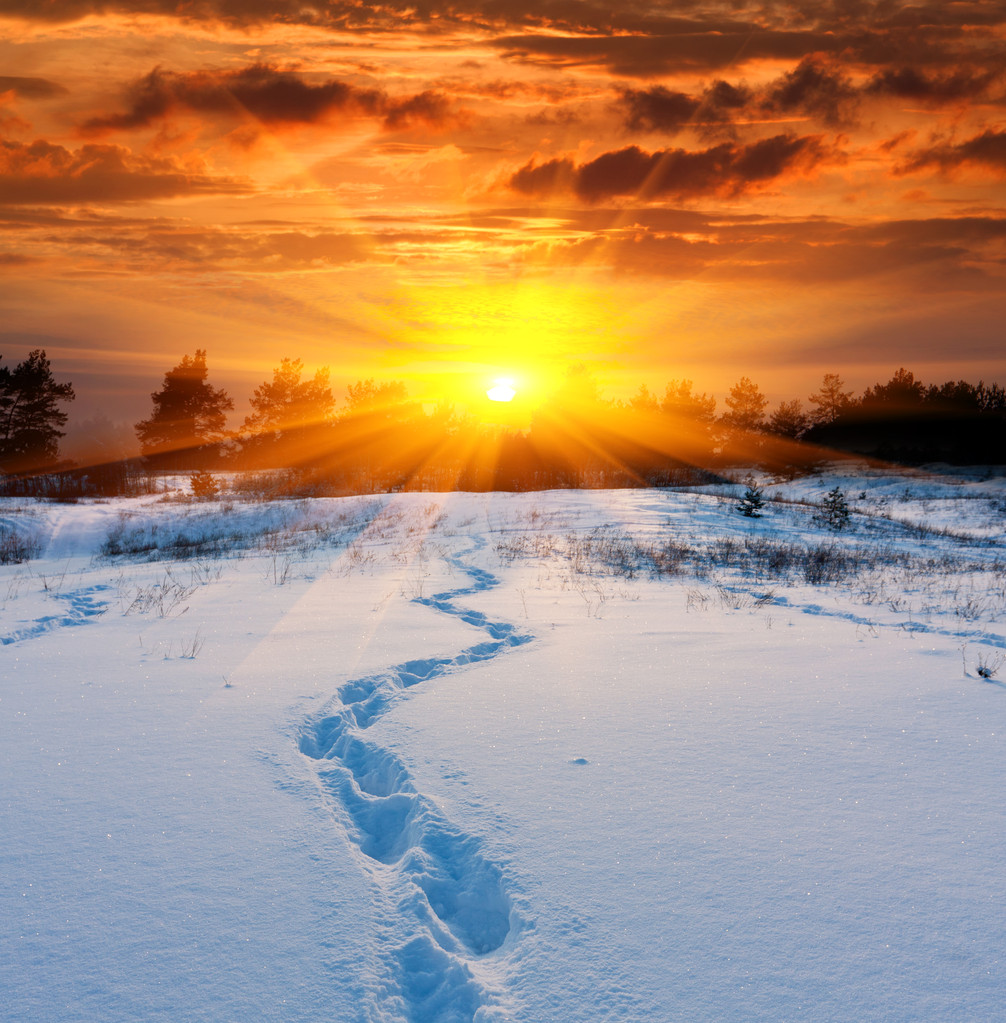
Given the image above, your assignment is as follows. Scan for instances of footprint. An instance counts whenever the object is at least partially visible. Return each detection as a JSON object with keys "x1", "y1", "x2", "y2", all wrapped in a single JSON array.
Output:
[
  {"x1": 406, "y1": 823, "x2": 512, "y2": 956},
  {"x1": 1, "y1": 584, "x2": 110, "y2": 646},
  {"x1": 299, "y1": 535, "x2": 530, "y2": 1016},
  {"x1": 392, "y1": 935, "x2": 484, "y2": 1023}
]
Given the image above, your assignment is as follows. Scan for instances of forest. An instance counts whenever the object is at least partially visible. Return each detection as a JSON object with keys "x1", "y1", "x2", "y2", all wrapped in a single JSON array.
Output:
[{"x1": 2, "y1": 349, "x2": 1004, "y2": 497}]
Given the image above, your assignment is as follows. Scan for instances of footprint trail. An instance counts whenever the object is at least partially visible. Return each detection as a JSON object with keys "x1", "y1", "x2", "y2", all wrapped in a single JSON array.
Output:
[
  {"x1": 300, "y1": 536, "x2": 532, "y2": 1020},
  {"x1": 1, "y1": 585, "x2": 110, "y2": 646}
]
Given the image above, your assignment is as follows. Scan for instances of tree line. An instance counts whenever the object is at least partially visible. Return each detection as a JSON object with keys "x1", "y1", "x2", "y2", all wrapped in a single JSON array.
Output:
[{"x1": 1, "y1": 349, "x2": 1004, "y2": 492}]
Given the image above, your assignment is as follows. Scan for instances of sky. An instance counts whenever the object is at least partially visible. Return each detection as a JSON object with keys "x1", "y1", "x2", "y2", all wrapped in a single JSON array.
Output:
[{"x1": 1, "y1": 0, "x2": 1005, "y2": 429}]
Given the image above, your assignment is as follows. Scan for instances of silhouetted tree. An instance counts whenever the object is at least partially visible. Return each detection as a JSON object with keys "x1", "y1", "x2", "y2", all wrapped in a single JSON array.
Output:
[
  {"x1": 768, "y1": 398, "x2": 810, "y2": 438},
  {"x1": 135, "y1": 350, "x2": 233, "y2": 467},
  {"x1": 343, "y1": 379, "x2": 411, "y2": 417},
  {"x1": 861, "y1": 367, "x2": 925, "y2": 410},
  {"x1": 721, "y1": 376, "x2": 767, "y2": 432},
  {"x1": 0, "y1": 349, "x2": 75, "y2": 472},
  {"x1": 628, "y1": 384, "x2": 660, "y2": 413},
  {"x1": 245, "y1": 358, "x2": 335, "y2": 437},
  {"x1": 241, "y1": 358, "x2": 335, "y2": 467},
  {"x1": 808, "y1": 372, "x2": 854, "y2": 424},
  {"x1": 922, "y1": 379, "x2": 1006, "y2": 413},
  {"x1": 552, "y1": 363, "x2": 604, "y2": 411},
  {"x1": 660, "y1": 379, "x2": 716, "y2": 424}
]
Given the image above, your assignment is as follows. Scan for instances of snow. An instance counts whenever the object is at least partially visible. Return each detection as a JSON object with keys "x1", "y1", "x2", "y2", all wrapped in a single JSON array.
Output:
[{"x1": 2, "y1": 473, "x2": 1004, "y2": 1022}]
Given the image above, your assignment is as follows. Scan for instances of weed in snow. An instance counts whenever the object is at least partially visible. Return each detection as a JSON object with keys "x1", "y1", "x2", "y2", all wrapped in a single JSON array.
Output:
[{"x1": 0, "y1": 523, "x2": 41, "y2": 564}]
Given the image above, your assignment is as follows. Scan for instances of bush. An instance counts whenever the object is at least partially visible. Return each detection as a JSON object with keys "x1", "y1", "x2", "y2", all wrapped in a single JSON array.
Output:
[
  {"x1": 818, "y1": 486, "x2": 850, "y2": 530},
  {"x1": 737, "y1": 477, "x2": 766, "y2": 518},
  {"x1": 0, "y1": 525, "x2": 40, "y2": 564},
  {"x1": 189, "y1": 470, "x2": 220, "y2": 500}
]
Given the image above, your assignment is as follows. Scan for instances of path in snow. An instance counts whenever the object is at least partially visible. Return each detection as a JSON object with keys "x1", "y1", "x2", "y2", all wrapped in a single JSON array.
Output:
[
  {"x1": 299, "y1": 536, "x2": 533, "y2": 1021},
  {"x1": 1, "y1": 504, "x2": 119, "y2": 646},
  {"x1": 1, "y1": 584, "x2": 110, "y2": 646},
  {"x1": 712, "y1": 579, "x2": 1006, "y2": 653},
  {"x1": 43, "y1": 502, "x2": 124, "y2": 562}
]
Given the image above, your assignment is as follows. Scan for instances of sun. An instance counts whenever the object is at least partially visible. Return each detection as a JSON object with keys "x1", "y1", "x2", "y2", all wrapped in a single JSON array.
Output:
[{"x1": 486, "y1": 378, "x2": 516, "y2": 402}]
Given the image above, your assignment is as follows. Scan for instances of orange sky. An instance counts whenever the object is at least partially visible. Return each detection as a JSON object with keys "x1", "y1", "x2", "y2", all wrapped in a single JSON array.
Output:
[{"x1": 1, "y1": 1, "x2": 1004, "y2": 429}]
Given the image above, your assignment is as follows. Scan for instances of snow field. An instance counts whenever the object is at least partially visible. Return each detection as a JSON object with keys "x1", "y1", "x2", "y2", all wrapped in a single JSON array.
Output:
[{"x1": 1, "y1": 476, "x2": 1004, "y2": 1022}]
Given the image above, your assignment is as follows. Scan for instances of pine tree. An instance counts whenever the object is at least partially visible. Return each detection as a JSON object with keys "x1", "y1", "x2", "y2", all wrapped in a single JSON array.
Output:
[
  {"x1": 808, "y1": 373, "x2": 854, "y2": 424},
  {"x1": 768, "y1": 398, "x2": 810, "y2": 438},
  {"x1": 343, "y1": 379, "x2": 412, "y2": 419},
  {"x1": 819, "y1": 486, "x2": 850, "y2": 530},
  {"x1": 660, "y1": 379, "x2": 717, "y2": 424},
  {"x1": 737, "y1": 476, "x2": 766, "y2": 517},
  {"x1": 722, "y1": 376, "x2": 768, "y2": 432},
  {"x1": 0, "y1": 349, "x2": 75, "y2": 472},
  {"x1": 243, "y1": 358, "x2": 335, "y2": 438},
  {"x1": 135, "y1": 350, "x2": 233, "y2": 467},
  {"x1": 628, "y1": 384, "x2": 659, "y2": 413}
]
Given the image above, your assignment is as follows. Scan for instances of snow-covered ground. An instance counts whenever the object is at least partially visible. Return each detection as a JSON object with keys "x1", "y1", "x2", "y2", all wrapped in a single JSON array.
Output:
[{"x1": 2, "y1": 469, "x2": 1004, "y2": 1022}]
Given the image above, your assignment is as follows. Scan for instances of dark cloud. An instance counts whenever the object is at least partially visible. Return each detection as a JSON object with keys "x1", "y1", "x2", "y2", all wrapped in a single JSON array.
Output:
[
  {"x1": 855, "y1": 216, "x2": 1006, "y2": 244},
  {"x1": 763, "y1": 58, "x2": 859, "y2": 126},
  {"x1": 83, "y1": 64, "x2": 454, "y2": 134},
  {"x1": 618, "y1": 54, "x2": 1004, "y2": 140},
  {"x1": 866, "y1": 66, "x2": 1004, "y2": 103},
  {"x1": 5, "y1": 0, "x2": 1006, "y2": 55},
  {"x1": 519, "y1": 210, "x2": 1006, "y2": 290},
  {"x1": 619, "y1": 58, "x2": 911, "y2": 138},
  {"x1": 508, "y1": 156, "x2": 576, "y2": 196},
  {"x1": 899, "y1": 129, "x2": 1006, "y2": 175},
  {"x1": 874, "y1": 2, "x2": 1006, "y2": 31},
  {"x1": 621, "y1": 87, "x2": 701, "y2": 133},
  {"x1": 0, "y1": 76, "x2": 68, "y2": 99},
  {"x1": 0, "y1": 0, "x2": 758, "y2": 32},
  {"x1": 0, "y1": 139, "x2": 250, "y2": 203},
  {"x1": 382, "y1": 90, "x2": 453, "y2": 130},
  {"x1": 0, "y1": 0, "x2": 760, "y2": 36},
  {"x1": 493, "y1": 30, "x2": 842, "y2": 76},
  {"x1": 509, "y1": 134, "x2": 834, "y2": 202}
]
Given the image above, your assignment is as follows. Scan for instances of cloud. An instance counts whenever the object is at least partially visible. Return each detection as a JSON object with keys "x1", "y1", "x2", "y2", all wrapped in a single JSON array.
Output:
[
  {"x1": 0, "y1": 76, "x2": 68, "y2": 100},
  {"x1": 74, "y1": 225, "x2": 371, "y2": 268},
  {"x1": 763, "y1": 58, "x2": 859, "y2": 127},
  {"x1": 621, "y1": 87, "x2": 702, "y2": 133},
  {"x1": 84, "y1": 65, "x2": 380, "y2": 132},
  {"x1": 618, "y1": 54, "x2": 1005, "y2": 142},
  {"x1": 509, "y1": 135, "x2": 834, "y2": 202},
  {"x1": 493, "y1": 30, "x2": 842, "y2": 76},
  {"x1": 619, "y1": 59, "x2": 875, "y2": 138},
  {"x1": 899, "y1": 129, "x2": 1006, "y2": 176},
  {"x1": 83, "y1": 64, "x2": 456, "y2": 135},
  {"x1": 866, "y1": 67, "x2": 1004, "y2": 104},
  {"x1": 0, "y1": 138, "x2": 250, "y2": 203},
  {"x1": 382, "y1": 90, "x2": 454, "y2": 130},
  {"x1": 518, "y1": 211, "x2": 1006, "y2": 290}
]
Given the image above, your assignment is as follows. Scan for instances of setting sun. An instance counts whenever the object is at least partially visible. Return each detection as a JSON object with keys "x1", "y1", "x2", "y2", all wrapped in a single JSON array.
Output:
[{"x1": 487, "y1": 379, "x2": 517, "y2": 402}]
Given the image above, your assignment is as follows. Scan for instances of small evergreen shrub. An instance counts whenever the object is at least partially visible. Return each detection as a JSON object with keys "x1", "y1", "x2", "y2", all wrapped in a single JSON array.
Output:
[
  {"x1": 737, "y1": 477, "x2": 766, "y2": 518},
  {"x1": 818, "y1": 486, "x2": 850, "y2": 530},
  {"x1": 189, "y1": 470, "x2": 220, "y2": 501}
]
